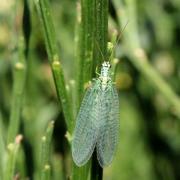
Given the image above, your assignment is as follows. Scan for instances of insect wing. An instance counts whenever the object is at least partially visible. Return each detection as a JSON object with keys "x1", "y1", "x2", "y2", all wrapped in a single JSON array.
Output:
[
  {"x1": 72, "y1": 85, "x2": 99, "y2": 166},
  {"x1": 96, "y1": 85, "x2": 119, "y2": 167}
]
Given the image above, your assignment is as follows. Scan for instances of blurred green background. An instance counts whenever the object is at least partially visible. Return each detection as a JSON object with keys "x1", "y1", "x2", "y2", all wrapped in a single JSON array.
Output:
[{"x1": 0, "y1": 0, "x2": 180, "y2": 180}]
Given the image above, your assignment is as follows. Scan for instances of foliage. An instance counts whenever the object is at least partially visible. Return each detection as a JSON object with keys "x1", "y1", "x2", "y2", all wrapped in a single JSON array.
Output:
[{"x1": 0, "y1": 0, "x2": 180, "y2": 179}]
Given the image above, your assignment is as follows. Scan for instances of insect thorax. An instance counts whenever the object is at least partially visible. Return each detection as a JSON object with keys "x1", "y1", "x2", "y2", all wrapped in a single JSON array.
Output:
[
  {"x1": 100, "y1": 61, "x2": 111, "y2": 77},
  {"x1": 99, "y1": 61, "x2": 111, "y2": 91}
]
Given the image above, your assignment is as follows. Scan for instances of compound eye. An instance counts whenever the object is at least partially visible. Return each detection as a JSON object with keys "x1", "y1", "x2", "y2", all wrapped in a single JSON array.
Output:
[
  {"x1": 107, "y1": 62, "x2": 111, "y2": 68},
  {"x1": 104, "y1": 61, "x2": 111, "y2": 68}
]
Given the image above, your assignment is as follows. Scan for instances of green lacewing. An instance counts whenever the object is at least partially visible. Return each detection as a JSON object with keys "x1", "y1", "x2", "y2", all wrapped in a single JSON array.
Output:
[{"x1": 72, "y1": 61, "x2": 119, "y2": 167}]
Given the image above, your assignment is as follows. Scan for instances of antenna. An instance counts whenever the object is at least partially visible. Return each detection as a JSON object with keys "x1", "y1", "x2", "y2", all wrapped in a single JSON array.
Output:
[
  {"x1": 94, "y1": 20, "x2": 129, "y2": 64},
  {"x1": 109, "y1": 20, "x2": 129, "y2": 59},
  {"x1": 95, "y1": 39, "x2": 106, "y2": 62}
]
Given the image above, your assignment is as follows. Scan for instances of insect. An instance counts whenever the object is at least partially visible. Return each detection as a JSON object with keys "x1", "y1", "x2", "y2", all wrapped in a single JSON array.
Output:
[{"x1": 72, "y1": 61, "x2": 119, "y2": 167}]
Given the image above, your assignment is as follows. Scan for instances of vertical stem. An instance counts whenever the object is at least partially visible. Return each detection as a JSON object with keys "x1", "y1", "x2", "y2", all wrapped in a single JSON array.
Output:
[
  {"x1": 73, "y1": 0, "x2": 108, "y2": 179},
  {"x1": 72, "y1": 162, "x2": 91, "y2": 180},
  {"x1": 40, "y1": 121, "x2": 54, "y2": 180},
  {"x1": 73, "y1": 0, "x2": 97, "y2": 179},
  {"x1": 93, "y1": 0, "x2": 109, "y2": 70},
  {"x1": 0, "y1": 113, "x2": 6, "y2": 180},
  {"x1": 91, "y1": 0, "x2": 109, "y2": 179},
  {"x1": 76, "y1": 0, "x2": 96, "y2": 104},
  {"x1": 34, "y1": 0, "x2": 74, "y2": 132},
  {"x1": 7, "y1": 37, "x2": 26, "y2": 144},
  {"x1": 4, "y1": 135, "x2": 23, "y2": 180}
]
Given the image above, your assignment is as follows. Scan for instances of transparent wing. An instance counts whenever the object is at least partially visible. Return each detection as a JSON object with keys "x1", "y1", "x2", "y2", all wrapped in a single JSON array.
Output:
[
  {"x1": 96, "y1": 84, "x2": 119, "y2": 167},
  {"x1": 72, "y1": 84, "x2": 100, "y2": 166}
]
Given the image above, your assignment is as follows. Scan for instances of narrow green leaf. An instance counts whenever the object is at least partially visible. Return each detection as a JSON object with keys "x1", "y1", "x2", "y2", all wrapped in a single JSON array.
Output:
[
  {"x1": 40, "y1": 121, "x2": 54, "y2": 180},
  {"x1": 4, "y1": 135, "x2": 23, "y2": 180},
  {"x1": 7, "y1": 37, "x2": 26, "y2": 144},
  {"x1": 34, "y1": 0, "x2": 74, "y2": 133},
  {"x1": 0, "y1": 113, "x2": 6, "y2": 180}
]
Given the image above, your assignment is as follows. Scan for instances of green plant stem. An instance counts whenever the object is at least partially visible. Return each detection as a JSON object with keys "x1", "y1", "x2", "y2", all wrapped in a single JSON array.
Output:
[
  {"x1": 35, "y1": 0, "x2": 74, "y2": 133},
  {"x1": 72, "y1": 162, "x2": 91, "y2": 180},
  {"x1": 76, "y1": 0, "x2": 95, "y2": 104},
  {"x1": 73, "y1": 0, "x2": 108, "y2": 179},
  {"x1": 113, "y1": 0, "x2": 180, "y2": 118},
  {"x1": 52, "y1": 60, "x2": 74, "y2": 132},
  {"x1": 0, "y1": 113, "x2": 6, "y2": 180},
  {"x1": 94, "y1": 0, "x2": 108, "y2": 62},
  {"x1": 52, "y1": 155, "x2": 63, "y2": 180},
  {"x1": 73, "y1": 0, "x2": 97, "y2": 179},
  {"x1": 4, "y1": 135, "x2": 23, "y2": 180},
  {"x1": 7, "y1": 37, "x2": 26, "y2": 144},
  {"x1": 40, "y1": 121, "x2": 54, "y2": 180},
  {"x1": 91, "y1": 0, "x2": 109, "y2": 178}
]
